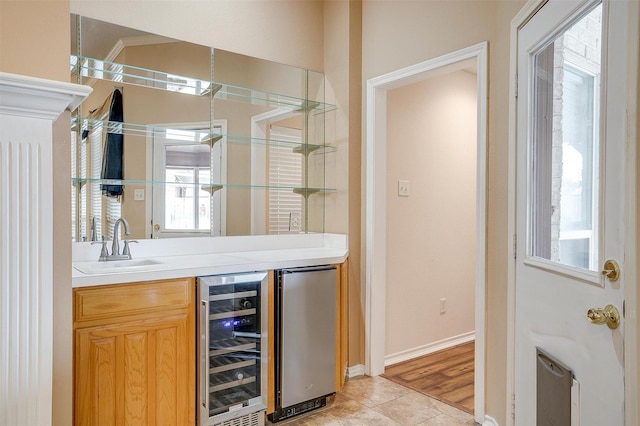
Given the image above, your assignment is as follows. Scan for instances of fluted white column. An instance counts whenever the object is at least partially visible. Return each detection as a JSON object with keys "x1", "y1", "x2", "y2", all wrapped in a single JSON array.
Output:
[{"x1": 0, "y1": 73, "x2": 90, "y2": 426}]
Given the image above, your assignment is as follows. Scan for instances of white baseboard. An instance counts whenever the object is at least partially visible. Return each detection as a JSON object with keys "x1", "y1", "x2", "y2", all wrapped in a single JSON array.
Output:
[
  {"x1": 384, "y1": 331, "x2": 475, "y2": 366},
  {"x1": 483, "y1": 415, "x2": 499, "y2": 426},
  {"x1": 347, "y1": 364, "x2": 365, "y2": 378}
]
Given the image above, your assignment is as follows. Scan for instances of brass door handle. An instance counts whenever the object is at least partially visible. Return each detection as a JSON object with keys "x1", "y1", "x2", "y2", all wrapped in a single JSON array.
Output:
[
  {"x1": 587, "y1": 304, "x2": 620, "y2": 329},
  {"x1": 601, "y1": 259, "x2": 620, "y2": 281}
]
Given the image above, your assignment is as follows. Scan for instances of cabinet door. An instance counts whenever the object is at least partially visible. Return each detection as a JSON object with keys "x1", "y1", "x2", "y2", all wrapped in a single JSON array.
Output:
[{"x1": 75, "y1": 314, "x2": 194, "y2": 426}]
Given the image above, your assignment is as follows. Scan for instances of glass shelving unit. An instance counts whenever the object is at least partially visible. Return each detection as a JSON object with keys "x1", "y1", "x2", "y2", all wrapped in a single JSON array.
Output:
[
  {"x1": 71, "y1": 16, "x2": 336, "y2": 240},
  {"x1": 71, "y1": 55, "x2": 337, "y2": 114}
]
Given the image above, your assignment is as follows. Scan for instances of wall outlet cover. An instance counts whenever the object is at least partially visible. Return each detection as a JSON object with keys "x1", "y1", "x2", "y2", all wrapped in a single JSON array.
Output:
[
  {"x1": 398, "y1": 180, "x2": 410, "y2": 197},
  {"x1": 134, "y1": 189, "x2": 145, "y2": 201}
]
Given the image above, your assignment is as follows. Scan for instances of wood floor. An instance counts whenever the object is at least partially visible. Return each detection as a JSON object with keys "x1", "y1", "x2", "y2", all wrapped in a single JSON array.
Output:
[{"x1": 381, "y1": 341, "x2": 474, "y2": 414}]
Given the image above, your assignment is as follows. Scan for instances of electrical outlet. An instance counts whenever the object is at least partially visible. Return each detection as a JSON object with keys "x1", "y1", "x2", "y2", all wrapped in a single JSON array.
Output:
[
  {"x1": 134, "y1": 189, "x2": 145, "y2": 201},
  {"x1": 440, "y1": 298, "x2": 447, "y2": 314},
  {"x1": 398, "y1": 180, "x2": 410, "y2": 197},
  {"x1": 289, "y1": 212, "x2": 301, "y2": 232}
]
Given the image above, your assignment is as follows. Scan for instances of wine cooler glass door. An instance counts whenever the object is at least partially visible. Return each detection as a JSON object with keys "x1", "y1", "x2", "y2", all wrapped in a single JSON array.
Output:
[{"x1": 198, "y1": 272, "x2": 268, "y2": 424}]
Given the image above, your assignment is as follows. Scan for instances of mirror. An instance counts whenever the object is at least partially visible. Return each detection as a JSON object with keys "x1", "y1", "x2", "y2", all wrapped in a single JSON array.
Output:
[{"x1": 71, "y1": 15, "x2": 335, "y2": 242}]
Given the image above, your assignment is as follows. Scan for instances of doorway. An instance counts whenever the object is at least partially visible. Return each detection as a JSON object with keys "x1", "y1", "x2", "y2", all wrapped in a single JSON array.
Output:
[{"x1": 364, "y1": 42, "x2": 488, "y2": 424}]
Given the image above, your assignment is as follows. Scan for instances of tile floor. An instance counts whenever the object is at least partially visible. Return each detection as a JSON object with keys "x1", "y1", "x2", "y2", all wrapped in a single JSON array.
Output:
[{"x1": 268, "y1": 375, "x2": 478, "y2": 425}]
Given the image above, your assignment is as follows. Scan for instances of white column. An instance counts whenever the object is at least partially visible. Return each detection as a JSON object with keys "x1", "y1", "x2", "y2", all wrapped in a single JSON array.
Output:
[{"x1": 0, "y1": 73, "x2": 90, "y2": 426}]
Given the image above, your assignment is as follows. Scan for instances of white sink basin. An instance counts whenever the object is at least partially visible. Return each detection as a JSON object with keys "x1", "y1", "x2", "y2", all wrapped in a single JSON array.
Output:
[{"x1": 74, "y1": 258, "x2": 166, "y2": 275}]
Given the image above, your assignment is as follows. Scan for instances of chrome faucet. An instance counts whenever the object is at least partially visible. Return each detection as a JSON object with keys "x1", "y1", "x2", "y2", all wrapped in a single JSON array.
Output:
[
  {"x1": 93, "y1": 217, "x2": 136, "y2": 261},
  {"x1": 111, "y1": 217, "x2": 131, "y2": 257}
]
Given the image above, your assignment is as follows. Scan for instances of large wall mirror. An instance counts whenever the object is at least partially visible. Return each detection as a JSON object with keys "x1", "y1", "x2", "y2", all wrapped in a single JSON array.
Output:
[{"x1": 70, "y1": 14, "x2": 336, "y2": 242}]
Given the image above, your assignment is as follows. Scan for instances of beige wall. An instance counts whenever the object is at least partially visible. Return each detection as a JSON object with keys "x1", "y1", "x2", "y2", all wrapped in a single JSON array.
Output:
[
  {"x1": 323, "y1": 0, "x2": 363, "y2": 367},
  {"x1": 386, "y1": 71, "x2": 476, "y2": 356},
  {"x1": 0, "y1": 0, "x2": 70, "y2": 81},
  {"x1": 70, "y1": 0, "x2": 324, "y2": 72},
  {"x1": 361, "y1": 1, "x2": 525, "y2": 423}
]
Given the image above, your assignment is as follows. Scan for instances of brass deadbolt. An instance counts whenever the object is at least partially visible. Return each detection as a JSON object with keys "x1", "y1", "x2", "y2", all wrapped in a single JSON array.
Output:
[{"x1": 601, "y1": 259, "x2": 620, "y2": 281}]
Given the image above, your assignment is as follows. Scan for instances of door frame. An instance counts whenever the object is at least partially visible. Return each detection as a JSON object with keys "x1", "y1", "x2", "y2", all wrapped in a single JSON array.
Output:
[
  {"x1": 364, "y1": 41, "x2": 488, "y2": 423},
  {"x1": 506, "y1": 1, "x2": 639, "y2": 425},
  {"x1": 145, "y1": 120, "x2": 228, "y2": 238},
  {"x1": 250, "y1": 108, "x2": 300, "y2": 235}
]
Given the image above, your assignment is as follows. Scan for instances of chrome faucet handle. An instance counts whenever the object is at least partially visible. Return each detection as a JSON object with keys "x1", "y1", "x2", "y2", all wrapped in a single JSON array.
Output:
[
  {"x1": 122, "y1": 240, "x2": 138, "y2": 258},
  {"x1": 91, "y1": 236, "x2": 109, "y2": 260}
]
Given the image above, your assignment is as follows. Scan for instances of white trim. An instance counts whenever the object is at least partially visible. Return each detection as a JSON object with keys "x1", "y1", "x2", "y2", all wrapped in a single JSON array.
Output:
[
  {"x1": 347, "y1": 364, "x2": 365, "y2": 378},
  {"x1": 384, "y1": 332, "x2": 475, "y2": 367},
  {"x1": 364, "y1": 42, "x2": 488, "y2": 425},
  {"x1": 0, "y1": 72, "x2": 91, "y2": 119},
  {"x1": 0, "y1": 73, "x2": 90, "y2": 426},
  {"x1": 506, "y1": 2, "x2": 542, "y2": 425},
  {"x1": 623, "y1": 1, "x2": 639, "y2": 425},
  {"x1": 104, "y1": 35, "x2": 179, "y2": 64},
  {"x1": 483, "y1": 415, "x2": 500, "y2": 426}
]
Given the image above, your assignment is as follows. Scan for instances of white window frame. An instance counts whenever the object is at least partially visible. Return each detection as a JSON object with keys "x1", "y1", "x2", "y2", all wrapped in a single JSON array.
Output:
[{"x1": 148, "y1": 120, "x2": 227, "y2": 238}]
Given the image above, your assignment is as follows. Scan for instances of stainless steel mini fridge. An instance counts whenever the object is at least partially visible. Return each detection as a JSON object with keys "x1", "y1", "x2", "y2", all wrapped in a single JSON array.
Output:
[
  {"x1": 269, "y1": 266, "x2": 337, "y2": 423},
  {"x1": 198, "y1": 272, "x2": 268, "y2": 426}
]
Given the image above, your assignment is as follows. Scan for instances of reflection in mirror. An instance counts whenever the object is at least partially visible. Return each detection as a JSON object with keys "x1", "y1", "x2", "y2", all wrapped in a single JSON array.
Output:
[
  {"x1": 530, "y1": 3, "x2": 602, "y2": 270},
  {"x1": 70, "y1": 14, "x2": 335, "y2": 243}
]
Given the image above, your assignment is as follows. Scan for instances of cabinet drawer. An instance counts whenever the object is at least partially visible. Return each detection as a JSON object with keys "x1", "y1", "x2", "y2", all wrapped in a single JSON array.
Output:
[{"x1": 74, "y1": 278, "x2": 193, "y2": 323}]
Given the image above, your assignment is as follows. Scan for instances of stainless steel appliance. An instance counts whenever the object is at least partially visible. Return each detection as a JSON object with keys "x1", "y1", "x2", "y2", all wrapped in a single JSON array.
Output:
[
  {"x1": 269, "y1": 266, "x2": 337, "y2": 423},
  {"x1": 198, "y1": 272, "x2": 268, "y2": 426}
]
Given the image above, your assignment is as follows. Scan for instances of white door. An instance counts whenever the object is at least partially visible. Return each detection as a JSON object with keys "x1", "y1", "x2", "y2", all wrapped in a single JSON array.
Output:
[
  {"x1": 151, "y1": 123, "x2": 226, "y2": 238},
  {"x1": 515, "y1": 0, "x2": 634, "y2": 424}
]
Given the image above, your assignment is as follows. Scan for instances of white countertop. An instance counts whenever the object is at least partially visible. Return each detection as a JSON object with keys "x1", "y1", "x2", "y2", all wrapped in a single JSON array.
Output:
[{"x1": 72, "y1": 233, "x2": 348, "y2": 287}]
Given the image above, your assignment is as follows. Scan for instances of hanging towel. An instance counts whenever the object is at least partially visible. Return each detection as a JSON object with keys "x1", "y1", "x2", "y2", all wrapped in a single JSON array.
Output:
[{"x1": 101, "y1": 88, "x2": 124, "y2": 197}]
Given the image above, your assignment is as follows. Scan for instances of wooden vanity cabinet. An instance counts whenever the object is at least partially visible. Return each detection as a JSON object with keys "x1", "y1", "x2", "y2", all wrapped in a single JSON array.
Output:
[{"x1": 73, "y1": 278, "x2": 195, "y2": 426}]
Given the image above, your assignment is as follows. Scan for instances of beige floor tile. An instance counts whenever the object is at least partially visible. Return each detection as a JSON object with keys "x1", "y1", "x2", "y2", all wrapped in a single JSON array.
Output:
[
  {"x1": 338, "y1": 375, "x2": 411, "y2": 408},
  {"x1": 372, "y1": 392, "x2": 443, "y2": 425},
  {"x1": 267, "y1": 375, "x2": 475, "y2": 426},
  {"x1": 416, "y1": 413, "x2": 472, "y2": 426}
]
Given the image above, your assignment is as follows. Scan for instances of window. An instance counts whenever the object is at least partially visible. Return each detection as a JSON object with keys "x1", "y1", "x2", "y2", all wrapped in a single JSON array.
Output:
[
  {"x1": 152, "y1": 123, "x2": 225, "y2": 237},
  {"x1": 268, "y1": 125, "x2": 303, "y2": 234},
  {"x1": 72, "y1": 116, "x2": 121, "y2": 241},
  {"x1": 163, "y1": 145, "x2": 211, "y2": 230}
]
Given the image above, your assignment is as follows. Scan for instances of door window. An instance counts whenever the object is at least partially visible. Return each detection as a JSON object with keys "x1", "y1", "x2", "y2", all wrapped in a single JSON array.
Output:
[
  {"x1": 530, "y1": 3, "x2": 602, "y2": 271},
  {"x1": 152, "y1": 124, "x2": 225, "y2": 237}
]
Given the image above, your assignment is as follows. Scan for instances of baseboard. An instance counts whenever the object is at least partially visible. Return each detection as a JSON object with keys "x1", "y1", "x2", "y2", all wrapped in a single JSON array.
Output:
[
  {"x1": 384, "y1": 331, "x2": 475, "y2": 366},
  {"x1": 482, "y1": 415, "x2": 499, "y2": 426},
  {"x1": 347, "y1": 364, "x2": 365, "y2": 378}
]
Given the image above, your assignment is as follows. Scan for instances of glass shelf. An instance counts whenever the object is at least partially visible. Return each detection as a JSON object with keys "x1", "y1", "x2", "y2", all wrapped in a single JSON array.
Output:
[
  {"x1": 71, "y1": 116, "x2": 337, "y2": 155},
  {"x1": 71, "y1": 177, "x2": 336, "y2": 194},
  {"x1": 71, "y1": 55, "x2": 337, "y2": 114}
]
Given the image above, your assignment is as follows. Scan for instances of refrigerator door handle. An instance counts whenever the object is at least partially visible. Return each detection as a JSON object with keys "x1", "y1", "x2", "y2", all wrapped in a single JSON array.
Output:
[{"x1": 200, "y1": 298, "x2": 208, "y2": 410}]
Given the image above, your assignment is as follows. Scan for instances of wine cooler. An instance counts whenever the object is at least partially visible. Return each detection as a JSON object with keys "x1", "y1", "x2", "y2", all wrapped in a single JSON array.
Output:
[{"x1": 197, "y1": 272, "x2": 268, "y2": 426}]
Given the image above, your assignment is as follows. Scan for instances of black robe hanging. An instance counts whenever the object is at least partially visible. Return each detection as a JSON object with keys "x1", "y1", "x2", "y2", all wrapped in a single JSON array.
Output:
[{"x1": 100, "y1": 88, "x2": 124, "y2": 197}]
